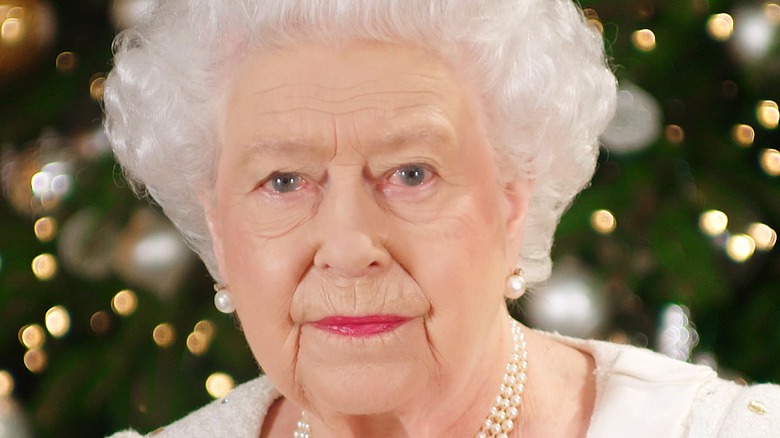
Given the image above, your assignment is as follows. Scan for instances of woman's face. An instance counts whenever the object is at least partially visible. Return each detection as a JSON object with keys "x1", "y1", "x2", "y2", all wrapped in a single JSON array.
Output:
[{"x1": 206, "y1": 41, "x2": 530, "y2": 416}]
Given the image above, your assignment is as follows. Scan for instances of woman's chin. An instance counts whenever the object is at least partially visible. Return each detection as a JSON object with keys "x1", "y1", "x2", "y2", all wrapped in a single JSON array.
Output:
[
  {"x1": 296, "y1": 320, "x2": 432, "y2": 415},
  {"x1": 303, "y1": 364, "x2": 423, "y2": 415}
]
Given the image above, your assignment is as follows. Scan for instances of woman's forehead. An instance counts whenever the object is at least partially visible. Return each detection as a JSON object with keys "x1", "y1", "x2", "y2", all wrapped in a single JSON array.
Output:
[{"x1": 222, "y1": 42, "x2": 480, "y2": 157}]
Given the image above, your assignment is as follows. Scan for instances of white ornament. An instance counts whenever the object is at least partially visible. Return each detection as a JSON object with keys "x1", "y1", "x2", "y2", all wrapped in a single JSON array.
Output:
[
  {"x1": 524, "y1": 258, "x2": 605, "y2": 338},
  {"x1": 601, "y1": 81, "x2": 662, "y2": 154}
]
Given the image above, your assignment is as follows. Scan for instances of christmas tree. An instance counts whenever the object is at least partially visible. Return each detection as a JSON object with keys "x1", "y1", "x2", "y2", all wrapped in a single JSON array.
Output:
[{"x1": 0, "y1": 1, "x2": 778, "y2": 436}]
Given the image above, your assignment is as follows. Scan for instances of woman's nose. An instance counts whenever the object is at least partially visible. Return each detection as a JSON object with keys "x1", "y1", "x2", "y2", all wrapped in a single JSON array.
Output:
[{"x1": 312, "y1": 179, "x2": 390, "y2": 278}]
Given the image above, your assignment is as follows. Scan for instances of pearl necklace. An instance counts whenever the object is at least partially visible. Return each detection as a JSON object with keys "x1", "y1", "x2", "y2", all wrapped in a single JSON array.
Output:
[{"x1": 293, "y1": 320, "x2": 528, "y2": 438}]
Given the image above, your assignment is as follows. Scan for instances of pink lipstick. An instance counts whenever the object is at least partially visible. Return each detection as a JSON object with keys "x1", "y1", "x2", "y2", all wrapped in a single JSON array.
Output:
[{"x1": 312, "y1": 315, "x2": 410, "y2": 337}]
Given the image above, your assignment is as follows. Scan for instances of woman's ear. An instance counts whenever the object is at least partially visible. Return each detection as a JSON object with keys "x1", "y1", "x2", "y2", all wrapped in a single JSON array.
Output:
[
  {"x1": 501, "y1": 177, "x2": 534, "y2": 265},
  {"x1": 198, "y1": 190, "x2": 228, "y2": 283}
]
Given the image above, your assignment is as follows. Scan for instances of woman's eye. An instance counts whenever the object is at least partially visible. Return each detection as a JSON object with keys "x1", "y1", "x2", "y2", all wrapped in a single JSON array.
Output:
[
  {"x1": 264, "y1": 173, "x2": 305, "y2": 193},
  {"x1": 392, "y1": 165, "x2": 430, "y2": 187}
]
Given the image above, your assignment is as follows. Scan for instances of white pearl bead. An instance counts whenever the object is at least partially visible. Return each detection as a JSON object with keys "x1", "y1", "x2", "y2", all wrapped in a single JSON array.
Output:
[
  {"x1": 502, "y1": 419, "x2": 514, "y2": 432},
  {"x1": 214, "y1": 289, "x2": 235, "y2": 313},
  {"x1": 505, "y1": 274, "x2": 527, "y2": 299}
]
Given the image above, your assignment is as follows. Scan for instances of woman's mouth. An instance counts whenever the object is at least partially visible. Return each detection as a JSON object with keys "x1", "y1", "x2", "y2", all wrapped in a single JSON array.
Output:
[{"x1": 311, "y1": 315, "x2": 411, "y2": 337}]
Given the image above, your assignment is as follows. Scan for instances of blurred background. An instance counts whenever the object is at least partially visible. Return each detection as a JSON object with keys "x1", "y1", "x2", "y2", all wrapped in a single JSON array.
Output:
[{"x1": 0, "y1": 0, "x2": 778, "y2": 436}]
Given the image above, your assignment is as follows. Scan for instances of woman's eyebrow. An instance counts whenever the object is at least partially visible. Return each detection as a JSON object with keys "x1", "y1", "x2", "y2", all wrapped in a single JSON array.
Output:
[
  {"x1": 239, "y1": 137, "x2": 329, "y2": 162},
  {"x1": 371, "y1": 125, "x2": 454, "y2": 153}
]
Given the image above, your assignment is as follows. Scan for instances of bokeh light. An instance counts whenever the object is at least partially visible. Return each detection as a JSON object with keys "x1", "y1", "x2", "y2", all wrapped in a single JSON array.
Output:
[
  {"x1": 0, "y1": 370, "x2": 13, "y2": 397},
  {"x1": 194, "y1": 320, "x2": 216, "y2": 339},
  {"x1": 760, "y1": 149, "x2": 780, "y2": 176},
  {"x1": 632, "y1": 29, "x2": 657, "y2": 51},
  {"x1": 657, "y1": 304, "x2": 699, "y2": 361},
  {"x1": 699, "y1": 210, "x2": 729, "y2": 236},
  {"x1": 34, "y1": 216, "x2": 57, "y2": 242},
  {"x1": 89, "y1": 74, "x2": 106, "y2": 100},
  {"x1": 205, "y1": 372, "x2": 235, "y2": 399},
  {"x1": 23, "y1": 349, "x2": 48, "y2": 373},
  {"x1": 748, "y1": 223, "x2": 777, "y2": 251},
  {"x1": 90, "y1": 311, "x2": 112, "y2": 335},
  {"x1": 111, "y1": 289, "x2": 138, "y2": 317},
  {"x1": 31, "y1": 253, "x2": 57, "y2": 280},
  {"x1": 590, "y1": 209, "x2": 617, "y2": 234},
  {"x1": 30, "y1": 161, "x2": 74, "y2": 200},
  {"x1": 153, "y1": 323, "x2": 176, "y2": 348},
  {"x1": 18, "y1": 324, "x2": 45, "y2": 349},
  {"x1": 727, "y1": 234, "x2": 756, "y2": 262},
  {"x1": 584, "y1": 8, "x2": 604, "y2": 34},
  {"x1": 45, "y1": 306, "x2": 71, "y2": 338},
  {"x1": 664, "y1": 124, "x2": 685, "y2": 144},
  {"x1": 707, "y1": 13, "x2": 735, "y2": 41},
  {"x1": 731, "y1": 124, "x2": 755, "y2": 147},
  {"x1": 186, "y1": 332, "x2": 209, "y2": 355},
  {"x1": 765, "y1": 2, "x2": 780, "y2": 24},
  {"x1": 55, "y1": 51, "x2": 78, "y2": 73},
  {"x1": 1, "y1": 16, "x2": 23, "y2": 46},
  {"x1": 757, "y1": 100, "x2": 779, "y2": 129}
]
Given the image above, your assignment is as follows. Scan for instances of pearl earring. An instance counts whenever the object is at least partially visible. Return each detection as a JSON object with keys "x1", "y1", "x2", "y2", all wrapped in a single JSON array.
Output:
[
  {"x1": 213, "y1": 284, "x2": 235, "y2": 314},
  {"x1": 505, "y1": 268, "x2": 527, "y2": 299}
]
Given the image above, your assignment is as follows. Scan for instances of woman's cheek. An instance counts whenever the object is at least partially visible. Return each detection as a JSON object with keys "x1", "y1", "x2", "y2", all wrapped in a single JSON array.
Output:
[{"x1": 244, "y1": 185, "x2": 323, "y2": 238}]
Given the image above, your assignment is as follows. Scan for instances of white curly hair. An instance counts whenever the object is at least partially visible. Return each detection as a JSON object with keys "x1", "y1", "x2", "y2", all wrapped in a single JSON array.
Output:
[{"x1": 103, "y1": 0, "x2": 616, "y2": 285}]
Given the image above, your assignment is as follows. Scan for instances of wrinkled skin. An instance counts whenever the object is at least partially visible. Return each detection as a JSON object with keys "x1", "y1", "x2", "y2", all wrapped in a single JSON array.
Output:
[{"x1": 204, "y1": 41, "x2": 590, "y2": 437}]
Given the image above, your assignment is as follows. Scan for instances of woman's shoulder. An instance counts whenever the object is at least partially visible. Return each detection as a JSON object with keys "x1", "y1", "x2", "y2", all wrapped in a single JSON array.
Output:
[
  {"x1": 687, "y1": 378, "x2": 780, "y2": 437},
  {"x1": 107, "y1": 375, "x2": 281, "y2": 438},
  {"x1": 541, "y1": 330, "x2": 780, "y2": 437}
]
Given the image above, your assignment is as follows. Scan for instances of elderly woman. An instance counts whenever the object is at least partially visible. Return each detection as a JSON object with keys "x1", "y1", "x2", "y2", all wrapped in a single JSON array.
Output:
[{"x1": 105, "y1": 0, "x2": 779, "y2": 437}]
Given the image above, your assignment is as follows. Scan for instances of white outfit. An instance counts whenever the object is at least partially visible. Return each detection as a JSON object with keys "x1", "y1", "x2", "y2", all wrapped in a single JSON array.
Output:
[{"x1": 109, "y1": 333, "x2": 780, "y2": 437}]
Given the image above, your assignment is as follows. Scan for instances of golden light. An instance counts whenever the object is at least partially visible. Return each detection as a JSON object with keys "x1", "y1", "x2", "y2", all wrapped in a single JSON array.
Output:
[
  {"x1": 205, "y1": 372, "x2": 235, "y2": 399},
  {"x1": 748, "y1": 223, "x2": 777, "y2": 251},
  {"x1": 55, "y1": 51, "x2": 78, "y2": 73},
  {"x1": 726, "y1": 234, "x2": 756, "y2": 262},
  {"x1": 583, "y1": 9, "x2": 603, "y2": 34},
  {"x1": 23, "y1": 349, "x2": 48, "y2": 373},
  {"x1": 45, "y1": 306, "x2": 71, "y2": 338},
  {"x1": 31, "y1": 253, "x2": 57, "y2": 280},
  {"x1": 153, "y1": 323, "x2": 176, "y2": 348},
  {"x1": 757, "y1": 100, "x2": 779, "y2": 129},
  {"x1": 186, "y1": 332, "x2": 209, "y2": 355},
  {"x1": 0, "y1": 370, "x2": 13, "y2": 397},
  {"x1": 590, "y1": 209, "x2": 617, "y2": 234},
  {"x1": 731, "y1": 124, "x2": 755, "y2": 147},
  {"x1": 19, "y1": 324, "x2": 45, "y2": 349},
  {"x1": 90, "y1": 311, "x2": 111, "y2": 335},
  {"x1": 111, "y1": 289, "x2": 138, "y2": 317},
  {"x1": 1, "y1": 17, "x2": 24, "y2": 45},
  {"x1": 707, "y1": 13, "x2": 735, "y2": 41},
  {"x1": 34, "y1": 216, "x2": 57, "y2": 242},
  {"x1": 760, "y1": 149, "x2": 780, "y2": 176},
  {"x1": 89, "y1": 74, "x2": 106, "y2": 100},
  {"x1": 583, "y1": 8, "x2": 599, "y2": 19},
  {"x1": 765, "y1": 2, "x2": 780, "y2": 24},
  {"x1": 699, "y1": 210, "x2": 729, "y2": 236},
  {"x1": 194, "y1": 320, "x2": 216, "y2": 340},
  {"x1": 664, "y1": 125, "x2": 685, "y2": 144},
  {"x1": 632, "y1": 29, "x2": 657, "y2": 51}
]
